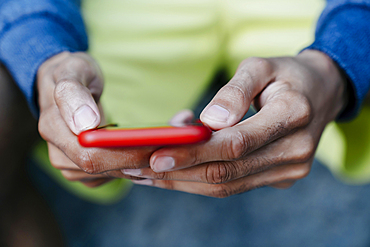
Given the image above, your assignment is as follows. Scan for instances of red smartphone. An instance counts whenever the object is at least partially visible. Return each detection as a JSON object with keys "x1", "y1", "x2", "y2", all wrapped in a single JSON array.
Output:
[{"x1": 78, "y1": 123, "x2": 212, "y2": 148}]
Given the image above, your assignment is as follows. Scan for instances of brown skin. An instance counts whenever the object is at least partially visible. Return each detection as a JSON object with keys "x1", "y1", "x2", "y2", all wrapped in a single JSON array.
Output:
[
  {"x1": 37, "y1": 52, "x2": 156, "y2": 187},
  {"x1": 0, "y1": 65, "x2": 64, "y2": 246},
  {"x1": 122, "y1": 50, "x2": 348, "y2": 197},
  {"x1": 39, "y1": 50, "x2": 347, "y2": 197}
]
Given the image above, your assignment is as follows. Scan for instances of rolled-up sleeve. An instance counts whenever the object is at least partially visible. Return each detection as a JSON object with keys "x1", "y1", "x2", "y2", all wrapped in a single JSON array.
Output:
[
  {"x1": 306, "y1": 0, "x2": 370, "y2": 120},
  {"x1": 0, "y1": 0, "x2": 88, "y2": 116}
]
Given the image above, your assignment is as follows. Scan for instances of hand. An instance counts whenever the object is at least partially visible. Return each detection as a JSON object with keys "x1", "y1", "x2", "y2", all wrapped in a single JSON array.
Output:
[
  {"x1": 122, "y1": 50, "x2": 348, "y2": 197},
  {"x1": 37, "y1": 52, "x2": 154, "y2": 187}
]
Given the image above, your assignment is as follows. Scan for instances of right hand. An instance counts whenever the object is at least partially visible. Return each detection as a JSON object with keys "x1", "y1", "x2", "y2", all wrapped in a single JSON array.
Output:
[
  {"x1": 123, "y1": 51, "x2": 348, "y2": 197},
  {"x1": 37, "y1": 52, "x2": 154, "y2": 187}
]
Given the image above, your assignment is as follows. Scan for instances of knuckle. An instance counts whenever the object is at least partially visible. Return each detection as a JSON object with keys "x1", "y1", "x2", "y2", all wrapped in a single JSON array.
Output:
[
  {"x1": 47, "y1": 144, "x2": 71, "y2": 170},
  {"x1": 223, "y1": 130, "x2": 248, "y2": 160},
  {"x1": 292, "y1": 163, "x2": 311, "y2": 180},
  {"x1": 77, "y1": 150, "x2": 100, "y2": 174},
  {"x1": 190, "y1": 149, "x2": 201, "y2": 167},
  {"x1": 38, "y1": 116, "x2": 48, "y2": 140},
  {"x1": 285, "y1": 91, "x2": 312, "y2": 127},
  {"x1": 38, "y1": 109, "x2": 55, "y2": 141},
  {"x1": 64, "y1": 56, "x2": 91, "y2": 71},
  {"x1": 48, "y1": 153, "x2": 63, "y2": 170},
  {"x1": 221, "y1": 83, "x2": 248, "y2": 104},
  {"x1": 242, "y1": 157, "x2": 270, "y2": 174},
  {"x1": 209, "y1": 184, "x2": 232, "y2": 198},
  {"x1": 73, "y1": 56, "x2": 90, "y2": 67},
  {"x1": 268, "y1": 121, "x2": 288, "y2": 140},
  {"x1": 60, "y1": 170, "x2": 76, "y2": 181},
  {"x1": 205, "y1": 163, "x2": 231, "y2": 184},
  {"x1": 153, "y1": 171, "x2": 167, "y2": 180},
  {"x1": 268, "y1": 91, "x2": 312, "y2": 138},
  {"x1": 69, "y1": 57, "x2": 95, "y2": 78},
  {"x1": 54, "y1": 79, "x2": 78, "y2": 100},
  {"x1": 293, "y1": 94, "x2": 312, "y2": 126},
  {"x1": 243, "y1": 57, "x2": 273, "y2": 73},
  {"x1": 292, "y1": 136, "x2": 316, "y2": 163}
]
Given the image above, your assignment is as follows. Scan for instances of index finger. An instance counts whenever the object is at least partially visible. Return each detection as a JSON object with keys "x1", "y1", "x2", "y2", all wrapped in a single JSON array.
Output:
[
  {"x1": 150, "y1": 86, "x2": 311, "y2": 173},
  {"x1": 39, "y1": 105, "x2": 155, "y2": 174}
]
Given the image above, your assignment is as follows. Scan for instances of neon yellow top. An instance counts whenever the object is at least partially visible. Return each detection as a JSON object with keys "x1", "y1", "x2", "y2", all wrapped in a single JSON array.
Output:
[{"x1": 32, "y1": 0, "x2": 325, "y2": 204}]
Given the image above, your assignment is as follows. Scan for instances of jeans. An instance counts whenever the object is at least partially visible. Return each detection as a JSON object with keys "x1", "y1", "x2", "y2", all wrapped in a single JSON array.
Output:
[
  {"x1": 29, "y1": 74, "x2": 370, "y2": 247},
  {"x1": 28, "y1": 158, "x2": 370, "y2": 247}
]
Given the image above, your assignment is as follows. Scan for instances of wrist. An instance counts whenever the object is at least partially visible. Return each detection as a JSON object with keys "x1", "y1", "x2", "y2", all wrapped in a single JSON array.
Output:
[{"x1": 298, "y1": 49, "x2": 348, "y2": 121}]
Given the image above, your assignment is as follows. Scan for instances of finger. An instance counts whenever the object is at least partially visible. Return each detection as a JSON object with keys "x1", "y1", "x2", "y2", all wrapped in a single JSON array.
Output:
[
  {"x1": 48, "y1": 143, "x2": 80, "y2": 170},
  {"x1": 126, "y1": 130, "x2": 315, "y2": 183},
  {"x1": 150, "y1": 91, "x2": 312, "y2": 174},
  {"x1": 133, "y1": 162, "x2": 311, "y2": 198},
  {"x1": 81, "y1": 178, "x2": 114, "y2": 188},
  {"x1": 47, "y1": 103, "x2": 137, "y2": 178},
  {"x1": 60, "y1": 169, "x2": 110, "y2": 182},
  {"x1": 269, "y1": 180, "x2": 296, "y2": 189},
  {"x1": 200, "y1": 57, "x2": 274, "y2": 130},
  {"x1": 60, "y1": 166, "x2": 140, "y2": 182},
  {"x1": 103, "y1": 169, "x2": 148, "y2": 180},
  {"x1": 169, "y1": 109, "x2": 194, "y2": 127},
  {"x1": 39, "y1": 105, "x2": 155, "y2": 174},
  {"x1": 53, "y1": 54, "x2": 103, "y2": 134}
]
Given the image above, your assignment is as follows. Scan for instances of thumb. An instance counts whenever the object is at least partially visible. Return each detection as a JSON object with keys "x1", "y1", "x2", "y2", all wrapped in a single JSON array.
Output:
[
  {"x1": 200, "y1": 57, "x2": 274, "y2": 130},
  {"x1": 52, "y1": 53, "x2": 104, "y2": 134}
]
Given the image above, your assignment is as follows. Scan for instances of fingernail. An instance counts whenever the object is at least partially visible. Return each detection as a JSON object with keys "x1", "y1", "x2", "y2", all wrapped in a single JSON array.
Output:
[
  {"x1": 122, "y1": 169, "x2": 142, "y2": 176},
  {"x1": 202, "y1": 105, "x2": 229, "y2": 123},
  {"x1": 152, "y1": 156, "x2": 175, "y2": 172},
  {"x1": 132, "y1": 179, "x2": 153, "y2": 186},
  {"x1": 74, "y1": 105, "x2": 98, "y2": 132}
]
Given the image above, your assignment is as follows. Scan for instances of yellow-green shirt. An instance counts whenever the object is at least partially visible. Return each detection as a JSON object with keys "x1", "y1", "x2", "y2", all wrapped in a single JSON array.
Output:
[{"x1": 33, "y1": 0, "x2": 325, "y2": 204}]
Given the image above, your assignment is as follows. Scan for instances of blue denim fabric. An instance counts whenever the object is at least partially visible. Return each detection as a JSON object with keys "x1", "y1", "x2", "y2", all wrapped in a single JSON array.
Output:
[
  {"x1": 28, "y1": 75, "x2": 370, "y2": 247},
  {"x1": 28, "y1": 159, "x2": 370, "y2": 247}
]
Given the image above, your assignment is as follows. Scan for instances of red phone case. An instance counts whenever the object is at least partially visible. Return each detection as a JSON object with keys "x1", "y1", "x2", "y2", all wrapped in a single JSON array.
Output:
[{"x1": 78, "y1": 124, "x2": 212, "y2": 148}]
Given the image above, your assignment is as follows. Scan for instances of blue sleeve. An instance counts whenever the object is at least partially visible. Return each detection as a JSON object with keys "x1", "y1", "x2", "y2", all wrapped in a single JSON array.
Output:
[
  {"x1": 0, "y1": 0, "x2": 88, "y2": 117},
  {"x1": 306, "y1": 0, "x2": 370, "y2": 121}
]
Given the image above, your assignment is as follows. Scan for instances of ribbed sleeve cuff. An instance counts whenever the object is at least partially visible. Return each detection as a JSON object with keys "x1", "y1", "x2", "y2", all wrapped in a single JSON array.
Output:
[
  {"x1": 305, "y1": 4, "x2": 370, "y2": 121},
  {"x1": 0, "y1": 16, "x2": 87, "y2": 117}
]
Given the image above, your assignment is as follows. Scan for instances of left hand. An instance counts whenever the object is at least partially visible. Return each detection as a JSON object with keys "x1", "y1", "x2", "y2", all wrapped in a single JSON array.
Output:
[
  {"x1": 37, "y1": 52, "x2": 156, "y2": 188},
  {"x1": 122, "y1": 50, "x2": 348, "y2": 197}
]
